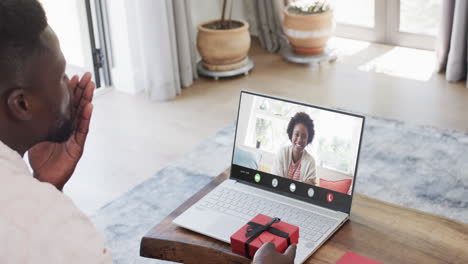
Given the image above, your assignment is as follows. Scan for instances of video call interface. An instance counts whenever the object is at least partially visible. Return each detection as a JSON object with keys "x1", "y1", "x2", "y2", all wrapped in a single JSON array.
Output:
[{"x1": 231, "y1": 93, "x2": 364, "y2": 210}]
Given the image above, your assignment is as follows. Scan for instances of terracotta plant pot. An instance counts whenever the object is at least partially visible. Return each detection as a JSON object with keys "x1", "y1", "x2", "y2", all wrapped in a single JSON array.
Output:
[
  {"x1": 283, "y1": 8, "x2": 334, "y2": 55},
  {"x1": 197, "y1": 19, "x2": 251, "y2": 71}
]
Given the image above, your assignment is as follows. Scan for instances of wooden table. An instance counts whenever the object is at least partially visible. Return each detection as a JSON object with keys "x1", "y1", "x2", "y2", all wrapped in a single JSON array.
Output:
[{"x1": 140, "y1": 170, "x2": 468, "y2": 264}]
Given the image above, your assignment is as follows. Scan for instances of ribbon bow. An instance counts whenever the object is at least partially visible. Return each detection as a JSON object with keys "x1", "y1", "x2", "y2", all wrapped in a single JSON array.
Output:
[{"x1": 244, "y1": 217, "x2": 291, "y2": 259}]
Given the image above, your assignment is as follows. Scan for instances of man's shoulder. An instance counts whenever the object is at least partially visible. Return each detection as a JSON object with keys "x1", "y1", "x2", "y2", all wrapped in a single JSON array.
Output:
[
  {"x1": 0, "y1": 170, "x2": 110, "y2": 264},
  {"x1": 0, "y1": 170, "x2": 88, "y2": 229}
]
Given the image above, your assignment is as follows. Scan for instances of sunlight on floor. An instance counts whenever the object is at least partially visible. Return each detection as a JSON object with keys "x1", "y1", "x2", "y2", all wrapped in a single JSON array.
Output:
[
  {"x1": 329, "y1": 37, "x2": 371, "y2": 57},
  {"x1": 358, "y1": 46, "x2": 436, "y2": 81},
  {"x1": 328, "y1": 37, "x2": 437, "y2": 81}
]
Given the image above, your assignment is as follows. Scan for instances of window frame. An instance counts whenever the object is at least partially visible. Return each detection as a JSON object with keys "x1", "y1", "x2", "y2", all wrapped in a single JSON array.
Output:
[{"x1": 334, "y1": 0, "x2": 436, "y2": 50}]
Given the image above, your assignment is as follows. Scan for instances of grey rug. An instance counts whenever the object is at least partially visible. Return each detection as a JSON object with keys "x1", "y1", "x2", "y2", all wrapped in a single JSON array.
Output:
[{"x1": 91, "y1": 117, "x2": 468, "y2": 264}]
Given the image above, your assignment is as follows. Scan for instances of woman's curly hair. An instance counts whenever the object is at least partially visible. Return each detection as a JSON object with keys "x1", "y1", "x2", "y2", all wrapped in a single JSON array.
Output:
[{"x1": 286, "y1": 112, "x2": 315, "y2": 144}]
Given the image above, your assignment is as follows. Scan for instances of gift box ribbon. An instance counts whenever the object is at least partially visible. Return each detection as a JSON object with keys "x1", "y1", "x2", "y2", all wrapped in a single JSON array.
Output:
[{"x1": 244, "y1": 217, "x2": 291, "y2": 259}]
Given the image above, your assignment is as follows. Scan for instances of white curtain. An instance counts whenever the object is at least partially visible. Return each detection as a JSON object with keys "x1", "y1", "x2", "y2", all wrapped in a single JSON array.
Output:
[
  {"x1": 436, "y1": 0, "x2": 468, "y2": 87},
  {"x1": 133, "y1": 0, "x2": 198, "y2": 101},
  {"x1": 252, "y1": 0, "x2": 286, "y2": 52}
]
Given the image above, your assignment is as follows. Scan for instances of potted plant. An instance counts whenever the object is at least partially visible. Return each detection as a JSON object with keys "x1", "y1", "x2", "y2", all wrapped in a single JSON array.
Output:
[
  {"x1": 283, "y1": 0, "x2": 333, "y2": 55},
  {"x1": 197, "y1": 0, "x2": 251, "y2": 71}
]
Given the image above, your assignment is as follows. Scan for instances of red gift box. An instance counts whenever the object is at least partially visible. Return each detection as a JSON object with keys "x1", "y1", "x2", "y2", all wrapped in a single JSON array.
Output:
[{"x1": 230, "y1": 214, "x2": 299, "y2": 259}]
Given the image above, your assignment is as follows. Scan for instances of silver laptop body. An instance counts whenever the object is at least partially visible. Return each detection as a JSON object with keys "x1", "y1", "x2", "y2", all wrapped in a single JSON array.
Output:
[{"x1": 174, "y1": 91, "x2": 365, "y2": 264}]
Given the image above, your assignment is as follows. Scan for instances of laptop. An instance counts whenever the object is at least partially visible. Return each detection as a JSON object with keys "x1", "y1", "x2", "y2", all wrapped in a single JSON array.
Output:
[{"x1": 174, "y1": 91, "x2": 365, "y2": 263}]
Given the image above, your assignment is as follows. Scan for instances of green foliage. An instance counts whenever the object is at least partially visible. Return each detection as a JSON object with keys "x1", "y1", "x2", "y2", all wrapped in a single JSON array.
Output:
[{"x1": 288, "y1": 0, "x2": 330, "y2": 15}]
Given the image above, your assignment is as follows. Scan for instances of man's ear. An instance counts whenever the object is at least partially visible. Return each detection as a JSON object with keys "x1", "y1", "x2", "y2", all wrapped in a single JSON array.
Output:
[{"x1": 6, "y1": 89, "x2": 33, "y2": 121}]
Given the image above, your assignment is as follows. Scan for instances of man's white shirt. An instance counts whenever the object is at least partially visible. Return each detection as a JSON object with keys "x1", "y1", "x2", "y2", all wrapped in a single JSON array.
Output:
[{"x1": 0, "y1": 140, "x2": 111, "y2": 264}]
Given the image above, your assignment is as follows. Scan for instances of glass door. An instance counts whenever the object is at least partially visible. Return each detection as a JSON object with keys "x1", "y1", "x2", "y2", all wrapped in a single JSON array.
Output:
[
  {"x1": 387, "y1": 0, "x2": 442, "y2": 50},
  {"x1": 331, "y1": 0, "x2": 442, "y2": 50},
  {"x1": 331, "y1": 0, "x2": 383, "y2": 42},
  {"x1": 39, "y1": 0, "x2": 111, "y2": 87}
]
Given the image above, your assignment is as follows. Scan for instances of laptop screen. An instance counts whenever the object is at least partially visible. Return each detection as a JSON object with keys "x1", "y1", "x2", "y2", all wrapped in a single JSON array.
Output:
[{"x1": 230, "y1": 91, "x2": 365, "y2": 213}]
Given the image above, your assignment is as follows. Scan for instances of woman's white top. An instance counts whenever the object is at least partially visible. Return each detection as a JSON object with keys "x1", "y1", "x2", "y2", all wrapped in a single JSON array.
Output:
[{"x1": 272, "y1": 145, "x2": 316, "y2": 182}]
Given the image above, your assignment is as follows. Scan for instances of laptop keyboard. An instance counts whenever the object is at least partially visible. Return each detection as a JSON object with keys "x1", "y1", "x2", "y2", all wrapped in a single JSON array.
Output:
[{"x1": 198, "y1": 186, "x2": 339, "y2": 242}]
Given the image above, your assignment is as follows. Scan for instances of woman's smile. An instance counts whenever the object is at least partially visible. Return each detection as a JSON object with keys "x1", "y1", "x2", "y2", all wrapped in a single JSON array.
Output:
[{"x1": 292, "y1": 123, "x2": 309, "y2": 153}]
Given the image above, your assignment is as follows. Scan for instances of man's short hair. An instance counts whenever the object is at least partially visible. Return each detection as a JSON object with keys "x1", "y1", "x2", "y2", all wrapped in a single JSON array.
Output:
[{"x1": 0, "y1": 0, "x2": 47, "y2": 88}]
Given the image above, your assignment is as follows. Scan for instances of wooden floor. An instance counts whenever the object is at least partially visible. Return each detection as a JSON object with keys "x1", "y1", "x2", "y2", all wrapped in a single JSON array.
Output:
[{"x1": 66, "y1": 38, "x2": 468, "y2": 215}]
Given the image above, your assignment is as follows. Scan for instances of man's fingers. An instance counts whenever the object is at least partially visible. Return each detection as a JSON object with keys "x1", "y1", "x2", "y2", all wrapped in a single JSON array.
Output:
[
  {"x1": 283, "y1": 244, "x2": 297, "y2": 260},
  {"x1": 253, "y1": 242, "x2": 275, "y2": 263},
  {"x1": 74, "y1": 79, "x2": 95, "y2": 126},
  {"x1": 261, "y1": 242, "x2": 276, "y2": 251},
  {"x1": 73, "y1": 83, "x2": 83, "y2": 105},
  {"x1": 73, "y1": 72, "x2": 92, "y2": 105},
  {"x1": 73, "y1": 73, "x2": 93, "y2": 108},
  {"x1": 75, "y1": 80, "x2": 95, "y2": 121},
  {"x1": 255, "y1": 242, "x2": 275, "y2": 256},
  {"x1": 83, "y1": 79, "x2": 96, "y2": 103},
  {"x1": 74, "y1": 103, "x2": 93, "y2": 147},
  {"x1": 78, "y1": 103, "x2": 93, "y2": 132},
  {"x1": 68, "y1": 75, "x2": 79, "y2": 89},
  {"x1": 78, "y1": 72, "x2": 92, "y2": 89}
]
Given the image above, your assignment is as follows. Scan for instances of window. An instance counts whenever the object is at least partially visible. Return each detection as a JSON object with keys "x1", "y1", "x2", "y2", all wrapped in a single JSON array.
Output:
[
  {"x1": 39, "y1": 0, "x2": 112, "y2": 87},
  {"x1": 399, "y1": 0, "x2": 441, "y2": 36},
  {"x1": 331, "y1": 0, "x2": 442, "y2": 50},
  {"x1": 333, "y1": 0, "x2": 374, "y2": 28}
]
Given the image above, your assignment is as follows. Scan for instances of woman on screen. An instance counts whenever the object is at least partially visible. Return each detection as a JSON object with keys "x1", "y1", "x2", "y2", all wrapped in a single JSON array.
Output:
[{"x1": 272, "y1": 112, "x2": 317, "y2": 184}]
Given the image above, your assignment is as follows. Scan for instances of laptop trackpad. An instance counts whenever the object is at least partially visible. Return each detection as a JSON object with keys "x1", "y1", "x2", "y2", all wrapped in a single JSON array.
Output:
[
  {"x1": 174, "y1": 207, "x2": 247, "y2": 243},
  {"x1": 210, "y1": 214, "x2": 246, "y2": 240}
]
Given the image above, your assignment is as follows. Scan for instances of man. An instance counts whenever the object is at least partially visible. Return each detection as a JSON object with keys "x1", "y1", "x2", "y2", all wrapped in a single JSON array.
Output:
[{"x1": 0, "y1": 0, "x2": 296, "y2": 263}]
